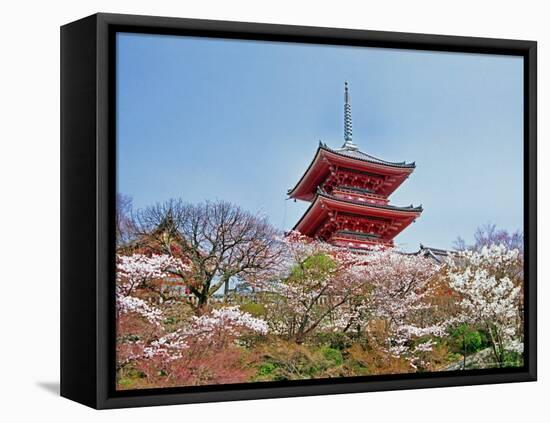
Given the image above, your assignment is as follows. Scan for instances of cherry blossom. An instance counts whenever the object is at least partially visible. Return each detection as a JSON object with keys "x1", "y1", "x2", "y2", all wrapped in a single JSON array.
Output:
[
  {"x1": 446, "y1": 244, "x2": 523, "y2": 365},
  {"x1": 259, "y1": 233, "x2": 368, "y2": 342},
  {"x1": 116, "y1": 295, "x2": 163, "y2": 325},
  {"x1": 116, "y1": 253, "x2": 190, "y2": 327},
  {"x1": 142, "y1": 307, "x2": 268, "y2": 360},
  {"x1": 260, "y1": 233, "x2": 445, "y2": 353},
  {"x1": 116, "y1": 253, "x2": 190, "y2": 295}
]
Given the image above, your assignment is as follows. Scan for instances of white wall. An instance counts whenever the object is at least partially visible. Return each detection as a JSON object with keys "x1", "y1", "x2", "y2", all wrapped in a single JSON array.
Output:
[{"x1": 1, "y1": 0, "x2": 547, "y2": 421}]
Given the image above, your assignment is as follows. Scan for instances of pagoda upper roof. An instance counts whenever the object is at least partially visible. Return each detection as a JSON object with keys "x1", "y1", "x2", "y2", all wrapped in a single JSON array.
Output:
[
  {"x1": 322, "y1": 143, "x2": 416, "y2": 169},
  {"x1": 293, "y1": 189, "x2": 422, "y2": 238},
  {"x1": 288, "y1": 143, "x2": 416, "y2": 201}
]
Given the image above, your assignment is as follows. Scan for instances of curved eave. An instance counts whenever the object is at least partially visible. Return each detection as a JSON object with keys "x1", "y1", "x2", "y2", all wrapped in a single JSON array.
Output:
[
  {"x1": 287, "y1": 146, "x2": 325, "y2": 199},
  {"x1": 318, "y1": 191, "x2": 423, "y2": 213},
  {"x1": 293, "y1": 192, "x2": 422, "y2": 237},
  {"x1": 419, "y1": 244, "x2": 451, "y2": 255},
  {"x1": 288, "y1": 145, "x2": 416, "y2": 201},
  {"x1": 321, "y1": 144, "x2": 416, "y2": 169}
]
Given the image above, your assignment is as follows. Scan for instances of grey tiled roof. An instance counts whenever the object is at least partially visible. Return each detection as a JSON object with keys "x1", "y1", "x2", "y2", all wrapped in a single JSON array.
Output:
[
  {"x1": 409, "y1": 244, "x2": 454, "y2": 264},
  {"x1": 419, "y1": 244, "x2": 451, "y2": 255}
]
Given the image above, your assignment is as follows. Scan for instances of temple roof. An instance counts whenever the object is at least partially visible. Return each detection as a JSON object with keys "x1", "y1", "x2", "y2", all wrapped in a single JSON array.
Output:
[
  {"x1": 293, "y1": 189, "x2": 422, "y2": 237},
  {"x1": 288, "y1": 143, "x2": 416, "y2": 201},
  {"x1": 316, "y1": 189, "x2": 423, "y2": 213},
  {"x1": 409, "y1": 244, "x2": 453, "y2": 264},
  {"x1": 322, "y1": 143, "x2": 416, "y2": 169}
]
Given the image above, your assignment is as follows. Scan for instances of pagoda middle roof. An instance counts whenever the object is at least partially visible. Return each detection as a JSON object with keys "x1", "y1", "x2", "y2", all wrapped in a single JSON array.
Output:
[{"x1": 288, "y1": 143, "x2": 416, "y2": 201}]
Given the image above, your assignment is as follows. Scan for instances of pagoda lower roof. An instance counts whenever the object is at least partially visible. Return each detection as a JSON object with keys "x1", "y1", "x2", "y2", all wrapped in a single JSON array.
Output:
[
  {"x1": 293, "y1": 190, "x2": 422, "y2": 238},
  {"x1": 317, "y1": 189, "x2": 422, "y2": 212},
  {"x1": 288, "y1": 143, "x2": 416, "y2": 201}
]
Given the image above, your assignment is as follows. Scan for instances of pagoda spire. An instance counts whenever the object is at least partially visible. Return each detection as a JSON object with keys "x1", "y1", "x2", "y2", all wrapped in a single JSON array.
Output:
[{"x1": 342, "y1": 81, "x2": 358, "y2": 150}]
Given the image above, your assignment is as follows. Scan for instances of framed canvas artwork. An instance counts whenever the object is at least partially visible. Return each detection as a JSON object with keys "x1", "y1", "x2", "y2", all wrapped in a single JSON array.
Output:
[{"x1": 60, "y1": 13, "x2": 537, "y2": 409}]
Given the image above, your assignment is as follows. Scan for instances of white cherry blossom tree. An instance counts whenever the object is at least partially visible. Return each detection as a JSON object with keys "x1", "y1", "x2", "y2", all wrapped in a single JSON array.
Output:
[
  {"x1": 359, "y1": 247, "x2": 445, "y2": 364},
  {"x1": 446, "y1": 244, "x2": 523, "y2": 366}
]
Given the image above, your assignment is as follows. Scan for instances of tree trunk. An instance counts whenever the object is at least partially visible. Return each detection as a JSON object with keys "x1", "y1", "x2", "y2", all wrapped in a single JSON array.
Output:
[
  {"x1": 197, "y1": 291, "x2": 208, "y2": 308},
  {"x1": 462, "y1": 335, "x2": 467, "y2": 370},
  {"x1": 223, "y1": 277, "x2": 230, "y2": 302},
  {"x1": 486, "y1": 324, "x2": 502, "y2": 367}
]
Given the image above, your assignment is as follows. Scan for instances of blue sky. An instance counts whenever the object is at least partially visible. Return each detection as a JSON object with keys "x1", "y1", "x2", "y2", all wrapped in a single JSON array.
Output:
[{"x1": 116, "y1": 33, "x2": 523, "y2": 251}]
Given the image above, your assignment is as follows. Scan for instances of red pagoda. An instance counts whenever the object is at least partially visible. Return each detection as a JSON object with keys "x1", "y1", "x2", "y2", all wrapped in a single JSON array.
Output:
[{"x1": 288, "y1": 82, "x2": 422, "y2": 250}]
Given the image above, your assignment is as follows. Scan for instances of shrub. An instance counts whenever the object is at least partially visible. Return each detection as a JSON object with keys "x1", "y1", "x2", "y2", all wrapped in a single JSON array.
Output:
[
  {"x1": 257, "y1": 362, "x2": 276, "y2": 376},
  {"x1": 321, "y1": 347, "x2": 343, "y2": 365},
  {"x1": 501, "y1": 350, "x2": 524, "y2": 368},
  {"x1": 450, "y1": 324, "x2": 485, "y2": 355},
  {"x1": 254, "y1": 340, "x2": 346, "y2": 381}
]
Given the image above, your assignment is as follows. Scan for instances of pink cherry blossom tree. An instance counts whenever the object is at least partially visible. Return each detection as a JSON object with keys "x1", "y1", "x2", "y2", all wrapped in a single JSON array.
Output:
[
  {"x1": 116, "y1": 253, "x2": 190, "y2": 334},
  {"x1": 142, "y1": 306, "x2": 269, "y2": 361},
  {"x1": 261, "y1": 233, "x2": 445, "y2": 355},
  {"x1": 116, "y1": 253, "x2": 189, "y2": 295},
  {"x1": 116, "y1": 252, "x2": 269, "y2": 385},
  {"x1": 260, "y1": 233, "x2": 369, "y2": 344}
]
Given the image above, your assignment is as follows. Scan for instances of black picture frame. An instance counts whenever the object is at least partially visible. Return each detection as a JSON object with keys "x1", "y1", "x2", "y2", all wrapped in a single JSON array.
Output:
[{"x1": 60, "y1": 12, "x2": 537, "y2": 409}]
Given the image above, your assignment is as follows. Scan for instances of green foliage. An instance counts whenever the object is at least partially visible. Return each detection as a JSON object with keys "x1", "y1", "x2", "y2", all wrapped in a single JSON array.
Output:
[
  {"x1": 257, "y1": 362, "x2": 276, "y2": 376},
  {"x1": 288, "y1": 253, "x2": 336, "y2": 283},
  {"x1": 254, "y1": 340, "x2": 347, "y2": 381},
  {"x1": 464, "y1": 331, "x2": 482, "y2": 352},
  {"x1": 475, "y1": 329, "x2": 491, "y2": 349},
  {"x1": 447, "y1": 352, "x2": 462, "y2": 362},
  {"x1": 451, "y1": 324, "x2": 485, "y2": 354},
  {"x1": 239, "y1": 302, "x2": 266, "y2": 317},
  {"x1": 117, "y1": 378, "x2": 134, "y2": 388},
  {"x1": 117, "y1": 368, "x2": 146, "y2": 389},
  {"x1": 321, "y1": 347, "x2": 343, "y2": 365},
  {"x1": 501, "y1": 350, "x2": 524, "y2": 368}
]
